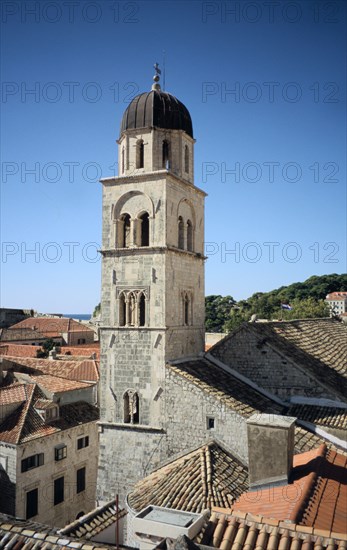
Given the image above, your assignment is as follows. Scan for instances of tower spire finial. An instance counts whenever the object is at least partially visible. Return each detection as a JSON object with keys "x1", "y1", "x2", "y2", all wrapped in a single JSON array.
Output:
[{"x1": 152, "y1": 62, "x2": 161, "y2": 91}]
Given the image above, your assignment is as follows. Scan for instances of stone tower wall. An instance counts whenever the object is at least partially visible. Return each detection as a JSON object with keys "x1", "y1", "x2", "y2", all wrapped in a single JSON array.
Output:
[{"x1": 118, "y1": 128, "x2": 194, "y2": 184}]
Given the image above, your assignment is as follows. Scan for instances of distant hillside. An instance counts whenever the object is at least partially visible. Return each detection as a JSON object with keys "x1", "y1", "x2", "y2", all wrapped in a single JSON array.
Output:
[
  {"x1": 253, "y1": 273, "x2": 347, "y2": 303},
  {"x1": 207, "y1": 273, "x2": 347, "y2": 333}
]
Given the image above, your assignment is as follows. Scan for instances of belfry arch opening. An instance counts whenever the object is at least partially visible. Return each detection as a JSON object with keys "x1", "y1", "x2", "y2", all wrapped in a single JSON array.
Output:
[
  {"x1": 162, "y1": 140, "x2": 170, "y2": 169},
  {"x1": 139, "y1": 212, "x2": 149, "y2": 246},
  {"x1": 184, "y1": 145, "x2": 189, "y2": 173},
  {"x1": 136, "y1": 139, "x2": 144, "y2": 169},
  {"x1": 139, "y1": 293, "x2": 146, "y2": 326},
  {"x1": 121, "y1": 214, "x2": 131, "y2": 248}
]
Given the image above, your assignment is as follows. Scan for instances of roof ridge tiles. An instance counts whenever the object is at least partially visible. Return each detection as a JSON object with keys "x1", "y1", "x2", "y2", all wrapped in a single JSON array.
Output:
[
  {"x1": 211, "y1": 507, "x2": 347, "y2": 542},
  {"x1": 15, "y1": 383, "x2": 36, "y2": 444}
]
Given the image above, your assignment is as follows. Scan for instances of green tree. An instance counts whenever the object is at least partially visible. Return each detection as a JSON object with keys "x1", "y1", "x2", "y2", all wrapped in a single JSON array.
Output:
[
  {"x1": 277, "y1": 297, "x2": 330, "y2": 320},
  {"x1": 93, "y1": 303, "x2": 101, "y2": 317},
  {"x1": 205, "y1": 295, "x2": 236, "y2": 332}
]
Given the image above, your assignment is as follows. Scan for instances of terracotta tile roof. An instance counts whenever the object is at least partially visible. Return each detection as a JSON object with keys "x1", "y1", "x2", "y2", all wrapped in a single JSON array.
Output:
[
  {"x1": 326, "y1": 292, "x2": 347, "y2": 301},
  {"x1": 0, "y1": 381, "x2": 99, "y2": 444},
  {"x1": 166, "y1": 359, "x2": 284, "y2": 418},
  {"x1": 195, "y1": 508, "x2": 347, "y2": 549},
  {"x1": 0, "y1": 512, "x2": 118, "y2": 549},
  {"x1": 289, "y1": 404, "x2": 347, "y2": 431},
  {"x1": 10, "y1": 317, "x2": 94, "y2": 334},
  {"x1": 301, "y1": 447, "x2": 347, "y2": 533},
  {"x1": 230, "y1": 444, "x2": 347, "y2": 533},
  {"x1": 19, "y1": 401, "x2": 99, "y2": 444},
  {"x1": 29, "y1": 373, "x2": 93, "y2": 393},
  {"x1": 0, "y1": 384, "x2": 41, "y2": 444},
  {"x1": 0, "y1": 343, "x2": 100, "y2": 359},
  {"x1": 0, "y1": 327, "x2": 57, "y2": 342},
  {"x1": 0, "y1": 383, "x2": 27, "y2": 405},
  {"x1": 211, "y1": 319, "x2": 347, "y2": 400},
  {"x1": 58, "y1": 345, "x2": 100, "y2": 360},
  {"x1": 52, "y1": 401, "x2": 99, "y2": 432},
  {"x1": 59, "y1": 499, "x2": 126, "y2": 540},
  {"x1": 232, "y1": 446, "x2": 325, "y2": 522},
  {"x1": 128, "y1": 442, "x2": 249, "y2": 514},
  {"x1": 4, "y1": 356, "x2": 99, "y2": 382},
  {"x1": 0, "y1": 344, "x2": 41, "y2": 357}
]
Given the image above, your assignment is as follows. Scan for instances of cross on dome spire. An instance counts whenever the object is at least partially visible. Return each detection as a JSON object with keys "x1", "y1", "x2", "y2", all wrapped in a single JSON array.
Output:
[{"x1": 152, "y1": 62, "x2": 161, "y2": 91}]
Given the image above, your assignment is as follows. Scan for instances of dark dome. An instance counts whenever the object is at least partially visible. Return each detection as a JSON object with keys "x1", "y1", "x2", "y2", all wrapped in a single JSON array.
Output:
[{"x1": 120, "y1": 89, "x2": 193, "y2": 138}]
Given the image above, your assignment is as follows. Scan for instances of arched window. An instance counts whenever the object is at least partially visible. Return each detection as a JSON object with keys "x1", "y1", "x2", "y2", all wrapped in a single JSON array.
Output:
[
  {"x1": 184, "y1": 293, "x2": 190, "y2": 326},
  {"x1": 121, "y1": 147, "x2": 125, "y2": 174},
  {"x1": 184, "y1": 145, "x2": 189, "y2": 173},
  {"x1": 139, "y1": 212, "x2": 149, "y2": 246},
  {"x1": 139, "y1": 293, "x2": 146, "y2": 327},
  {"x1": 187, "y1": 220, "x2": 193, "y2": 251},
  {"x1": 162, "y1": 140, "x2": 170, "y2": 169},
  {"x1": 136, "y1": 140, "x2": 144, "y2": 169},
  {"x1": 178, "y1": 216, "x2": 184, "y2": 249},
  {"x1": 124, "y1": 390, "x2": 139, "y2": 424},
  {"x1": 121, "y1": 214, "x2": 131, "y2": 248},
  {"x1": 119, "y1": 293, "x2": 126, "y2": 326}
]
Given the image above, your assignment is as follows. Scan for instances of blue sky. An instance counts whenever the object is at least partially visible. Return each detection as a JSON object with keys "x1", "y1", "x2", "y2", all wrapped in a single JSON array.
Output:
[{"x1": 1, "y1": 0, "x2": 346, "y2": 312}]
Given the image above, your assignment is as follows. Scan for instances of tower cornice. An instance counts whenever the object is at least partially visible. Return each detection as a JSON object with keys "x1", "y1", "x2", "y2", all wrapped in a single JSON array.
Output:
[
  {"x1": 99, "y1": 245, "x2": 207, "y2": 260},
  {"x1": 100, "y1": 171, "x2": 207, "y2": 197}
]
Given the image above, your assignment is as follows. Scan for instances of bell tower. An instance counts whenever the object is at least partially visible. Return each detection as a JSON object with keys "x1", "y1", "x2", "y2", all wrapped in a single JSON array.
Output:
[{"x1": 97, "y1": 67, "x2": 206, "y2": 503}]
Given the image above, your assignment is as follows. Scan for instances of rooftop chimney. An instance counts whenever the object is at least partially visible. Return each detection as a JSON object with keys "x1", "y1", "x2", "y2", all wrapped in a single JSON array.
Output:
[
  {"x1": 246, "y1": 413, "x2": 296, "y2": 489},
  {"x1": 49, "y1": 347, "x2": 57, "y2": 361}
]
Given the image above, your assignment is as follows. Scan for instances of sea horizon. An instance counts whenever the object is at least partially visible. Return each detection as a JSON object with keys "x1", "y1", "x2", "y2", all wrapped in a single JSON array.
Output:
[{"x1": 64, "y1": 313, "x2": 91, "y2": 321}]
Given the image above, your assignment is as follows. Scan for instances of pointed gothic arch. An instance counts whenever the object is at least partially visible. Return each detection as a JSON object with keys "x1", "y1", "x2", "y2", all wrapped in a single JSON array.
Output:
[
  {"x1": 123, "y1": 390, "x2": 139, "y2": 424},
  {"x1": 118, "y1": 289, "x2": 148, "y2": 327}
]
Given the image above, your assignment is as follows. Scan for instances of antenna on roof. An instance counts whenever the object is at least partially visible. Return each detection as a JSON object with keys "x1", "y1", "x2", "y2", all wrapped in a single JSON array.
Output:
[{"x1": 162, "y1": 50, "x2": 166, "y2": 91}]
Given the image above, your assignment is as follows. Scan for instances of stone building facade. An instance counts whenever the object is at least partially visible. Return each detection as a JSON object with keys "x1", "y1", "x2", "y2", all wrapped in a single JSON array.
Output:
[{"x1": 0, "y1": 382, "x2": 99, "y2": 528}]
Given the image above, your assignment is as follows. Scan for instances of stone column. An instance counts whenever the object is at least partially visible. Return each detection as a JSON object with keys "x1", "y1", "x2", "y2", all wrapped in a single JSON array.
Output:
[{"x1": 125, "y1": 298, "x2": 130, "y2": 326}]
